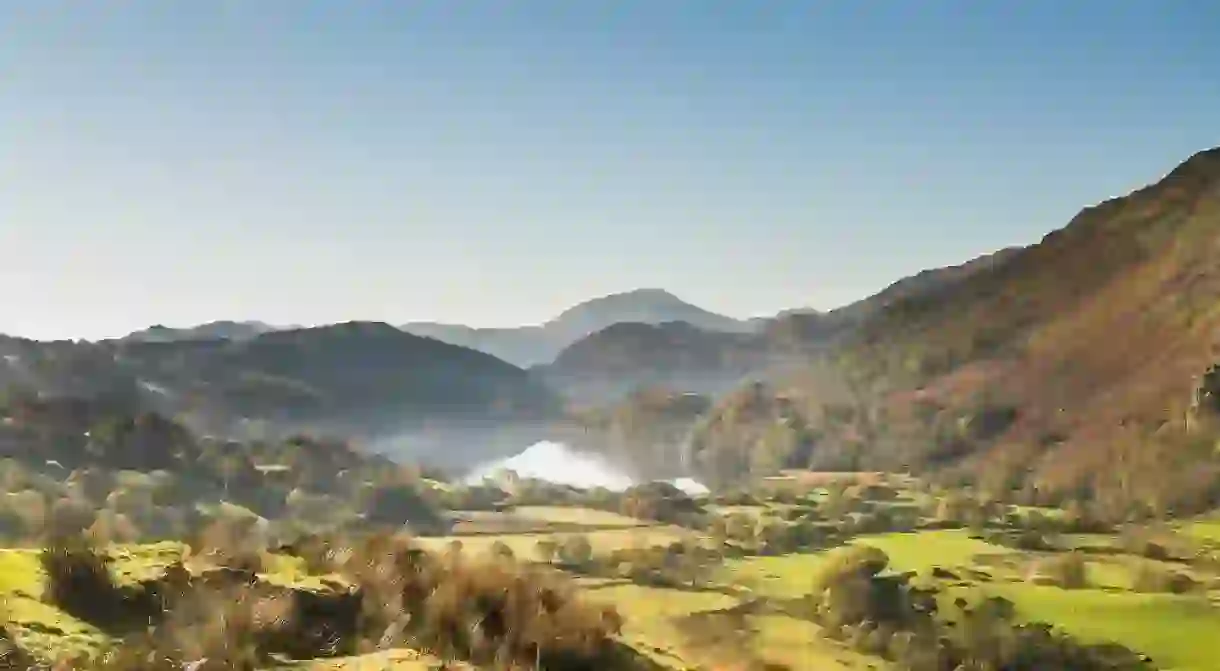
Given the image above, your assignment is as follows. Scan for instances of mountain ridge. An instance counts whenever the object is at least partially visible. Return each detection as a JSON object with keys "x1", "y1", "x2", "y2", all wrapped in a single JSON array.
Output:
[
  {"x1": 400, "y1": 287, "x2": 755, "y2": 367},
  {"x1": 0, "y1": 321, "x2": 561, "y2": 467},
  {"x1": 679, "y1": 145, "x2": 1220, "y2": 514}
]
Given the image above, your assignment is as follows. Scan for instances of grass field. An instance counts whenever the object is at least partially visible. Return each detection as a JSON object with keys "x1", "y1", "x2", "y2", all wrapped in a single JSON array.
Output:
[
  {"x1": 585, "y1": 582, "x2": 881, "y2": 670},
  {"x1": 850, "y1": 530, "x2": 1013, "y2": 572},
  {"x1": 509, "y1": 505, "x2": 651, "y2": 527},
  {"x1": 585, "y1": 583, "x2": 738, "y2": 668},
  {"x1": 5, "y1": 487, "x2": 1219, "y2": 671},
  {"x1": 746, "y1": 614, "x2": 890, "y2": 671},
  {"x1": 1181, "y1": 518, "x2": 1220, "y2": 544},
  {"x1": 725, "y1": 525, "x2": 1220, "y2": 670},
  {"x1": 985, "y1": 583, "x2": 1220, "y2": 671},
  {"x1": 0, "y1": 548, "x2": 111, "y2": 659},
  {"x1": 722, "y1": 552, "x2": 824, "y2": 597}
]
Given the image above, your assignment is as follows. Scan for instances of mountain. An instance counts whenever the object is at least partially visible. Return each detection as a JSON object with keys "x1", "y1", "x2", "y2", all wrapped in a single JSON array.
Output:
[
  {"x1": 122, "y1": 320, "x2": 282, "y2": 343},
  {"x1": 694, "y1": 146, "x2": 1220, "y2": 513},
  {"x1": 0, "y1": 322, "x2": 561, "y2": 459},
  {"x1": 534, "y1": 321, "x2": 772, "y2": 404},
  {"x1": 533, "y1": 256, "x2": 1028, "y2": 406},
  {"x1": 825, "y1": 246, "x2": 1025, "y2": 327},
  {"x1": 401, "y1": 288, "x2": 752, "y2": 367}
]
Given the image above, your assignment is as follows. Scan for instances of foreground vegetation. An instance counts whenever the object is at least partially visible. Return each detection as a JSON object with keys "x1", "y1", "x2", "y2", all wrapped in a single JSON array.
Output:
[
  {"x1": 0, "y1": 391, "x2": 1218, "y2": 669},
  {"x1": 0, "y1": 429, "x2": 1216, "y2": 670}
]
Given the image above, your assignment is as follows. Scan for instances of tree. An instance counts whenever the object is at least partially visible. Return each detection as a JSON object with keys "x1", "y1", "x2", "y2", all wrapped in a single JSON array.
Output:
[
  {"x1": 559, "y1": 535, "x2": 593, "y2": 567},
  {"x1": 489, "y1": 540, "x2": 516, "y2": 561},
  {"x1": 533, "y1": 539, "x2": 558, "y2": 564},
  {"x1": 364, "y1": 483, "x2": 446, "y2": 533},
  {"x1": 1037, "y1": 552, "x2": 1087, "y2": 589}
]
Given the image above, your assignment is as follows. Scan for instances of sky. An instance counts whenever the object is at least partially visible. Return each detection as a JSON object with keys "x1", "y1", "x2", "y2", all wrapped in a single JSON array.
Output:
[{"x1": 1, "y1": 1, "x2": 1218, "y2": 341}]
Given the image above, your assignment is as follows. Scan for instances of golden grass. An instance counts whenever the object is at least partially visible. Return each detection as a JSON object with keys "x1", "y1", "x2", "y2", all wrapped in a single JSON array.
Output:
[
  {"x1": 748, "y1": 614, "x2": 891, "y2": 670},
  {"x1": 722, "y1": 552, "x2": 825, "y2": 598},
  {"x1": 586, "y1": 583, "x2": 738, "y2": 669},
  {"x1": 297, "y1": 648, "x2": 448, "y2": 670},
  {"x1": 509, "y1": 505, "x2": 651, "y2": 527}
]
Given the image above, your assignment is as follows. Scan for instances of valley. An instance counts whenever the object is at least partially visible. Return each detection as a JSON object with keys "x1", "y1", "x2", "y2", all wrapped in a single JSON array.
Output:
[{"x1": 1, "y1": 145, "x2": 1220, "y2": 669}]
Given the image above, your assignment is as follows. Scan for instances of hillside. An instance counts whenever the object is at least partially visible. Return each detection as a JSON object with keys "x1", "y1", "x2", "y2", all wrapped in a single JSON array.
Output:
[
  {"x1": 0, "y1": 322, "x2": 561, "y2": 451},
  {"x1": 121, "y1": 320, "x2": 282, "y2": 343},
  {"x1": 828, "y1": 246, "x2": 1025, "y2": 327},
  {"x1": 534, "y1": 321, "x2": 773, "y2": 404},
  {"x1": 814, "y1": 147, "x2": 1220, "y2": 512},
  {"x1": 401, "y1": 288, "x2": 752, "y2": 367},
  {"x1": 667, "y1": 147, "x2": 1220, "y2": 517}
]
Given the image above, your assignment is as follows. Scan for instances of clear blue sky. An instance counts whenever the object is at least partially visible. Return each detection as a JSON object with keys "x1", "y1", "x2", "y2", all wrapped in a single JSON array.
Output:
[{"x1": 2, "y1": 1, "x2": 1217, "y2": 340}]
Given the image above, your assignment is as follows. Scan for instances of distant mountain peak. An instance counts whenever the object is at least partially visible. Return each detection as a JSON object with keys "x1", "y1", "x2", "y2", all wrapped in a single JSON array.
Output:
[
  {"x1": 401, "y1": 287, "x2": 752, "y2": 367},
  {"x1": 121, "y1": 320, "x2": 279, "y2": 343}
]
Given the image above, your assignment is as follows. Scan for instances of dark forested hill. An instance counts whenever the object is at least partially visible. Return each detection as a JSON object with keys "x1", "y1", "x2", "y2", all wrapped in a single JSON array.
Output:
[{"x1": 0, "y1": 322, "x2": 561, "y2": 442}]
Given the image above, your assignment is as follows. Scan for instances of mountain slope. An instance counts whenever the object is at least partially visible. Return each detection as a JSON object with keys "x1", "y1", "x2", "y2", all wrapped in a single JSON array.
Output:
[
  {"x1": 0, "y1": 322, "x2": 561, "y2": 442},
  {"x1": 533, "y1": 258, "x2": 1032, "y2": 406},
  {"x1": 401, "y1": 288, "x2": 751, "y2": 367},
  {"x1": 670, "y1": 147, "x2": 1220, "y2": 512},
  {"x1": 839, "y1": 146, "x2": 1220, "y2": 507},
  {"x1": 535, "y1": 321, "x2": 771, "y2": 403},
  {"x1": 122, "y1": 320, "x2": 282, "y2": 342}
]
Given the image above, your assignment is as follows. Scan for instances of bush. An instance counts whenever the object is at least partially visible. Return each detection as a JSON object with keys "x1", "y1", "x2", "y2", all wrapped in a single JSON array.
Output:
[
  {"x1": 40, "y1": 537, "x2": 155, "y2": 630},
  {"x1": 1037, "y1": 552, "x2": 1088, "y2": 589},
  {"x1": 363, "y1": 483, "x2": 448, "y2": 533},
  {"x1": 489, "y1": 539, "x2": 516, "y2": 561},
  {"x1": 559, "y1": 534, "x2": 594, "y2": 567},
  {"x1": 46, "y1": 497, "x2": 97, "y2": 540},
  {"x1": 87, "y1": 510, "x2": 142, "y2": 545},
  {"x1": 291, "y1": 531, "x2": 351, "y2": 576},
  {"x1": 1131, "y1": 561, "x2": 1196, "y2": 594},
  {"x1": 0, "y1": 624, "x2": 37, "y2": 670},
  {"x1": 190, "y1": 518, "x2": 267, "y2": 573},
  {"x1": 534, "y1": 538, "x2": 559, "y2": 563},
  {"x1": 811, "y1": 545, "x2": 890, "y2": 595}
]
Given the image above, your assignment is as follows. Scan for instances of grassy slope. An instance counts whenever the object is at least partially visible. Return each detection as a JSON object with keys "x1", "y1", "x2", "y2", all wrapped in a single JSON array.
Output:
[
  {"x1": 851, "y1": 530, "x2": 1012, "y2": 572},
  {"x1": 0, "y1": 544, "x2": 186, "y2": 660},
  {"x1": 728, "y1": 526, "x2": 1220, "y2": 671},
  {"x1": 7, "y1": 510, "x2": 1217, "y2": 670},
  {"x1": 1181, "y1": 518, "x2": 1220, "y2": 544},
  {"x1": 987, "y1": 584, "x2": 1220, "y2": 671}
]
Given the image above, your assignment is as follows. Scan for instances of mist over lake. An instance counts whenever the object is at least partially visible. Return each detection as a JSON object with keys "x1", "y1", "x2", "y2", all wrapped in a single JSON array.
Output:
[{"x1": 465, "y1": 440, "x2": 709, "y2": 495}]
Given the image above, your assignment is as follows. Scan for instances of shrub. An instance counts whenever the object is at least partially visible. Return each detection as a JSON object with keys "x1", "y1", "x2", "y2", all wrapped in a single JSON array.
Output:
[
  {"x1": 190, "y1": 518, "x2": 267, "y2": 573},
  {"x1": 1037, "y1": 552, "x2": 1088, "y2": 589},
  {"x1": 559, "y1": 534, "x2": 594, "y2": 567},
  {"x1": 534, "y1": 538, "x2": 559, "y2": 563},
  {"x1": 1131, "y1": 561, "x2": 1196, "y2": 594},
  {"x1": 87, "y1": 510, "x2": 142, "y2": 545},
  {"x1": 291, "y1": 531, "x2": 350, "y2": 576},
  {"x1": 488, "y1": 539, "x2": 516, "y2": 561},
  {"x1": 40, "y1": 537, "x2": 152, "y2": 629},
  {"x1": 0, "y1": 624, "x2": 36, "y2": 670},
  {"x1": 46, "y1": 497, "x2": 97, "y2": 540}
]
